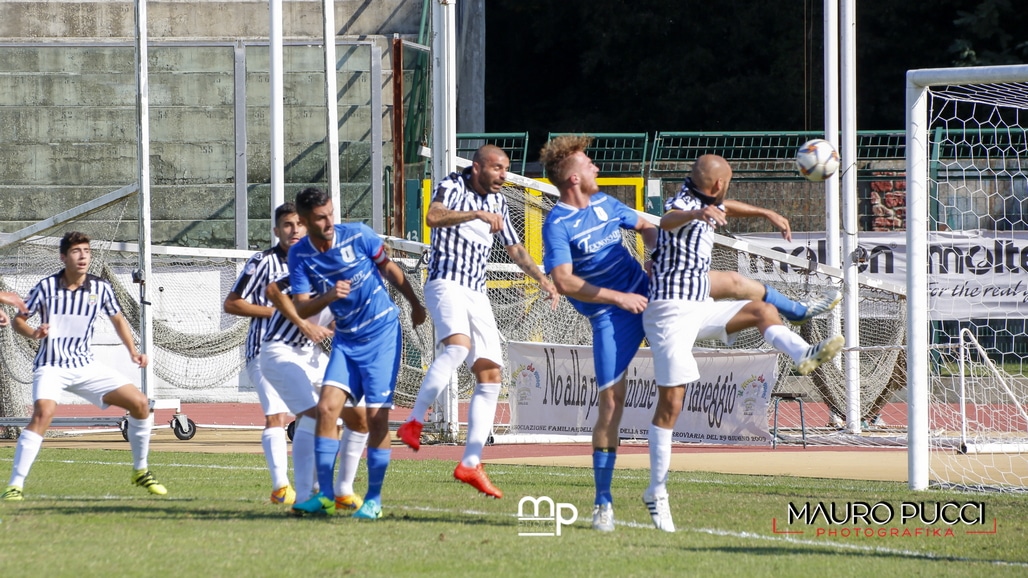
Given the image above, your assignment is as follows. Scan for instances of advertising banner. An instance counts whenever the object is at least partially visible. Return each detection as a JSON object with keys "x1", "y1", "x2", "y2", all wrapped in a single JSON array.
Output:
[{"x1": 508, "y1": 342, "x2": 779, "y2": 445}]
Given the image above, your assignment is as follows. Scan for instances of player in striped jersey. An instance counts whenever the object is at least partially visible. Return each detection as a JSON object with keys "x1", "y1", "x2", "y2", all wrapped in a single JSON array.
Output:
[
  {"x1": 396, "y1": 145, "x2": 558, "y2": 499},
  {"x1": 2, "y1": 232, "x2": 167, "y2": 501},
  {"x1": 539, "y1": 135, "x2": 658, "y2": 531},
  {"x1": 287, "y1": 187, "x2": 426, "y2": 520},
  {"x1": 224, "y1": 202, "x2": 310, "y2": 505},
  {"x1": 641, "y1": 155, "x2": 844, "y2": 532}
]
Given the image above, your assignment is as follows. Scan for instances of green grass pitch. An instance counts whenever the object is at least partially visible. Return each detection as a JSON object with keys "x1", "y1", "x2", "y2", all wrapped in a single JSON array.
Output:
[{"x1": 1, "y1": 447, "x2": 1026, "y2": 577}]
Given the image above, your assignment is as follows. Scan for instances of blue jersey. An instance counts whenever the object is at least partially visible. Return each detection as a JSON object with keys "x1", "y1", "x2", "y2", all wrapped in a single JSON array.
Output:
[
  {"x1": 288, "y1": 223, "x2": 398, "y2": 338},
  {"x1": 542, "y1": 192, "x2": 648, "y2": 319}
]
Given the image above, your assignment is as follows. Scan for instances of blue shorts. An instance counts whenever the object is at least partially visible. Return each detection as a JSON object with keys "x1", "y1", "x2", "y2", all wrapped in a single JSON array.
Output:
[
  {"x1": 591, "y1": 306, "x2": 646, "y2": 391},
  {"x1": 322, "y1": 319, "x2": 401, "y2": 408}
]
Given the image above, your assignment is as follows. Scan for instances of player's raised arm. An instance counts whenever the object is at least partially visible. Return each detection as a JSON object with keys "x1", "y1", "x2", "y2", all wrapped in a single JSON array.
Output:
[
  {"x1": 723, "y1": 199, "x2": 792, "y2": 241},
  {"x1": 504, "y1": 243, "x2": 559, "y2": 310},
  {"x1": 0, "y1": 291, "x2": 28, "y2": 315},
  {"x1": 426, "y1": 197, "x2": 503, "y2": 232},
  {"x1": 375, "y1": 254, "x2": 427, "y2": 327}
]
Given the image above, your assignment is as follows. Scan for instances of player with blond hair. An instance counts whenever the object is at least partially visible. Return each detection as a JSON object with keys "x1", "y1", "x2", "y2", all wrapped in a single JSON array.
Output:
[{"x1": 539, "y1": 134, "x2": 657, "y2": 531}]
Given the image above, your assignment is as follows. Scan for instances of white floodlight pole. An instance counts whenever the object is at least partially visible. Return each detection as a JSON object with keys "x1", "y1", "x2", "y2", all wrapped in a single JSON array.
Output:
[
  {"x1": 134, "y1": 0, "x2": 155, "y2": 400},
  {"x1": 840, "y1": 0, "x2": 861, "y2": 433},
  {"x1": 823, "y1": 0, "x2": 840, "y2": 267},
  {"x1": 432, "y1": 0, "x2": 459, "y2": 440},
  {"x1": 822, "y1": 0, "x2": 845, "y2": 417},
  {"x1": 323, "y1": 0, "x2": 341, "y2": 223},
  {"x1": 431, "y1": 0, "x2": 457, "y2": 186},
  {"x1": 270, "y1": 0, "x2": 286, "y2": 236}
]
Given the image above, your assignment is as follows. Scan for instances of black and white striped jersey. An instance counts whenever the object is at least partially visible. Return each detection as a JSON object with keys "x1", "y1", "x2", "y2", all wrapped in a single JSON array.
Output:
[
  {"x1": 262, "y1": 272, "x2": 319, "y2": 349},
  {"x1": 229, "y1": 245, "x2": 289, "y2": 360},
  {"x1": 426, "y1": 168, "x2": 520, "y2": 293},
  {"x1": 648, "y1": 183, "x2": 721, "y2": 302},
  {"x1": 23, "y1": 272, "x2": 122, "y2": 369}
]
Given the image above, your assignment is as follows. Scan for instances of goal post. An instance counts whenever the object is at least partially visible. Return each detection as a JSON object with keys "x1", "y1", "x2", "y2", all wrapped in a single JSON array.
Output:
[{"x1": 906, "y1": 64, "x2": 1028, "y2": 491}]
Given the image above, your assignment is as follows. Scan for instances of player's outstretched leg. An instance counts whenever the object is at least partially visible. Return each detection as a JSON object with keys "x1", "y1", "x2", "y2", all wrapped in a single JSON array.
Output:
[
  {"x1": 400, "y1": 344, "x2": 469, "y2": 451},
  {"x1": 790, "y1": 288, "x2": 842, "y2": 324},
  {"x1": 793, "y1": 335, "x2": 845, "y2": 376}
]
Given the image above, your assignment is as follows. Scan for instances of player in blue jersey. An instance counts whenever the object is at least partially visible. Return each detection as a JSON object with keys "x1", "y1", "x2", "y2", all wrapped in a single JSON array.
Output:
[
  {"x1": 3, "y1": 232, "x2": 166, "y2": 501},
  {"x1": 539, "y1": 135, "x2": 658, "y2": 531},
  {"x1": 285, "y1": 187, "x2": 426, "y2": 520},
  {"x1": 642, "y1": 155, "x2": 844, "y2": 532}
]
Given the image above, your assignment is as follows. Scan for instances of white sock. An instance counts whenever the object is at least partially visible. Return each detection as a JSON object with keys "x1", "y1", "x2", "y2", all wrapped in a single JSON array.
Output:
[
  {"x1": 8, "y1": 429, "x2": 44, "y2": 487},
  {"x1": 127, "y1": 415, "x2": 153, "y2": 471},
  {"x1": 763, "y1": 325, "x2": 810, "y2": 363},
  {"x1": 334, "y1": 428, "x2": 369, "y2": 497},
  {"x1": 410, "y1": 344, "x2": 469, "y2": 422},
  {"x1": 647, "y1": 425, "x2": 673, "y2": 497},
  {"x1": 461, "y1": 382, "x2": 500, "y2": 468},
  {"x1": 261, "y1": 427, "x2": 289, "y2": 491},
  {"x1": 291, "y1": 416, "x2": 317, "y2": 502}
]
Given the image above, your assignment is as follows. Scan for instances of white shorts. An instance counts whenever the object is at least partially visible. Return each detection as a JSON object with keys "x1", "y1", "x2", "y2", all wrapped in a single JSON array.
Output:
[
  {"x1": 643, "y1": 299, "x2": 749, "y2": 387},
  {"x1": 245, "y1": 357, "x2": 290, "y2": 417},
  {"x1": 258, "y1": 341, "x2": 324, "y2": 415},
  {"x1": 424, "y1": 278, "x2": 502, "y2": 366},
  {"x1": 33, "y1": 362, "x2": 135, "y2": 409}
]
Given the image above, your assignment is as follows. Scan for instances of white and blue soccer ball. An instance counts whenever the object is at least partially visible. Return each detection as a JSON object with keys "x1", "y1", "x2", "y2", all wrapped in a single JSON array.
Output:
[{"x1": 795, "y1": 139, "x2": 840, "y2": 182}]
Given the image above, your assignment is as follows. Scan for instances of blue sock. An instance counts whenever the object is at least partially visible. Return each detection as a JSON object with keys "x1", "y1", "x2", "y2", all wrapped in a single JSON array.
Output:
[
  {"x1": 593, "y1": 449, "x2": 616, "y2": 505},
  {"x1": 365, "y1": 447, "x2": 391, "y2": 504},
  {"x1": 763, "y1": 284, "x2": 805, "y2": 321},
  {"x1": 314, "y1": 436, "x2": 340, "y2": 501}
]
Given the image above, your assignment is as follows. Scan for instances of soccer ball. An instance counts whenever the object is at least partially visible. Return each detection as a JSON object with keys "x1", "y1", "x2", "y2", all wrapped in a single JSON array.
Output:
[{"x1": 795, "y1": 139, "x2": 840, "y2": 182}]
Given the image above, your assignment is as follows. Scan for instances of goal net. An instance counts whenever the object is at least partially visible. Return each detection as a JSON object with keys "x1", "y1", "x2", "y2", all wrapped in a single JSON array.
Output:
[
  {"x1": 385, "y1": 166, "x2": 908, "y2": 447},
  {"x1": 908, "y1": 65, "x2": 1028, "y2": 492}
]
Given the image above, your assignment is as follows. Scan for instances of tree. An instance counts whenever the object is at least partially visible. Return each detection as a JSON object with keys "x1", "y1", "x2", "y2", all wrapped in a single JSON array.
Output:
[{"x1": 484, "y1": 1, "x2": 1028, "y2": 154}]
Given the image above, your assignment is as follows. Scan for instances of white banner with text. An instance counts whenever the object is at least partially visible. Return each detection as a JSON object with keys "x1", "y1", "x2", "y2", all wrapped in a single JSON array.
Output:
[
  {"x1": 739, "y1": 230, "x2": 1028, "y2": 320},
  {"x1": 508, "y1": 342, "x2": 779, "y2": 445}
]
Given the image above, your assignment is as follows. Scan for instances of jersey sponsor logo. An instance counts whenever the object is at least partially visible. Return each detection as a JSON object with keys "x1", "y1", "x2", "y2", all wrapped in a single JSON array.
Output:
[{"x1": 576, "y1": 229, "x2": 622, "y2": 254}]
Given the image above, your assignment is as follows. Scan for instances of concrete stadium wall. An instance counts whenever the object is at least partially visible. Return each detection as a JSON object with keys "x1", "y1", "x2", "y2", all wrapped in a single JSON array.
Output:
[
  {"x1": 0, "y1": 0, "x2": 420, "y2": 249},
  {"x1": 0, "y1": 0, "x2": 419, "y2": 41}
]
